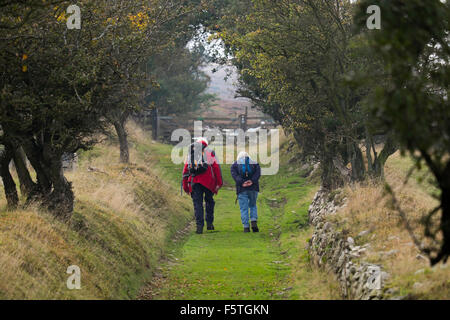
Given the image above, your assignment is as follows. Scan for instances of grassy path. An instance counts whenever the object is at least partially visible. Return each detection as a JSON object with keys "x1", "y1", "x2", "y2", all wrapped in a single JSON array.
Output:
[
  {"x1": 137, "y1": 139, "x2": 335, "y2": 300},
  {"x1": 151, "y1": 185, "x2": 290, "y2": 299}
]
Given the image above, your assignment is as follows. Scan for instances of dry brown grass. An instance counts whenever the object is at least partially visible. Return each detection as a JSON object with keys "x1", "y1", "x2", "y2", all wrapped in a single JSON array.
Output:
[
  {"x1": 329, "y1": 151, "x2": 450, "y2": 299},
  {"x1": 0, "y1": 122, "x2": 191, "y2": 299}
]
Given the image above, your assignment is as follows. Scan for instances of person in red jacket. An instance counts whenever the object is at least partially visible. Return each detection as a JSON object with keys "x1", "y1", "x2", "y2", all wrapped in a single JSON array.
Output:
[{"x1": 182, "y1": 138, "x2": 223, "y2": 234}]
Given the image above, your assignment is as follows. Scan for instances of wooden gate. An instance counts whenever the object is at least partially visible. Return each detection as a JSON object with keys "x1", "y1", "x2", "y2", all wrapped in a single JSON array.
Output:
[{"x1": 139, "y1": 107, "x2": 275, "y2": 143}]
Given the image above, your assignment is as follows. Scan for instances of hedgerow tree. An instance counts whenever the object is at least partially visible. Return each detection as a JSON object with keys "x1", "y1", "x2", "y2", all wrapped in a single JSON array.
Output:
[
  {"x1": 216, "y1": 0, "x2": 396, "y2": 189},
  {"x1": 0, "y1": 0, "x2": 113, "y2": 217},
  {"x1": 0, "y1": 1, "x2": 65, "y2": 208},
  {"x1": 356, "y1": 0, "x2": 450, "y2": 265},
  {"x1": 0, "y1": 0, "x2": 207, "y2": 216},
  {"x1": 98, "y1": 0, "x2": 208, "y2": 163}
]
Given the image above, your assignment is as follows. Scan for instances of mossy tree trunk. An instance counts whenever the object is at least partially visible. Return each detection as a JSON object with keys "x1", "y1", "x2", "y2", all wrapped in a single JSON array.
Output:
[
  {"x1": 0, "y1": 145, "x2": 19, "y2": 209},
  {"x1": 12, "y1": 146, "x2": 37, "y2": 197},
  {"x1": 366, "y1": 133, "x2": 398, "y2": 179},
  {"x1": 44, "y1": 156, "x2": 74, "y2": 220},
  {"x1": 113, "y1": 114, "x2": 130, "y2": 164}
]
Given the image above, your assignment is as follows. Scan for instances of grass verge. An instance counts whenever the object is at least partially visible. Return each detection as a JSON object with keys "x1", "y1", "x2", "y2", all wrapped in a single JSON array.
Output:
[{"x1": 0, "y1": 123, "x2": 192, "y2": 299}]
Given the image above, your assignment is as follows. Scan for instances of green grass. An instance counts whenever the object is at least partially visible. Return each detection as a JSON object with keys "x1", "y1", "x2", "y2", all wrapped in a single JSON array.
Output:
[
  {"x1": 385, "y1": 152, "x2": 439, "y2": 197},
  {"x1": 137, "y1": 137, "x2": 338, "y2": 300},
  {"x1": 154, "y1": 174, "x2": 289, "y2": 299}
]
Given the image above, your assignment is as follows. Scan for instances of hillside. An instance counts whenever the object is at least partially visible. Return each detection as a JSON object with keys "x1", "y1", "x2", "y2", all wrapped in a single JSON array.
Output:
[
  {"x1": 201, "y1": 63, "x2": 266, "y2": 121},
  {"x1": 0, "y1": 123, "x2": 191, "y2": 299}
]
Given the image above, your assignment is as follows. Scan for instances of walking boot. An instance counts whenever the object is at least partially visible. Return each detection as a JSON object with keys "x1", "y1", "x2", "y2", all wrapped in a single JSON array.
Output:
[
  {"x1": 244, "y1": 227, "x2": 251, "y2": 233},
  {"x1": 196, "y1": 225, "x2": 203, "y2": 234},
  {"x1": 251, "y1": 221, "x2": 259, "y2": 233},
  {"x1": 207, "y1": 223, "x2": 215, "y2": 231}
]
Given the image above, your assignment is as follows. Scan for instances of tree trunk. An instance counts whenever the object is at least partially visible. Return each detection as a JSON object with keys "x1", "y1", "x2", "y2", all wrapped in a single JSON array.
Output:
[
  {"x1": 44, "y1": 157, "x2": 74, "y2": 220},
  {"x1": 348, "y1": 142, "x2": 365, "y2": 182},
  {"x1": 12, "y1": 146, "x2": 37, "y2": 197},
  {"x1": 437, "y1": 185, "x2": 450, "y2": 264},
  {"x1": 114, "y1": 119, "x2": 129, "y2": 164},
  {"x1": 365, "y1": 132, "x2": 398, "y2": 179},
  {"x1": 322, "y1": 154, "x2": 346, "y2": 190},
  {"x1": 0, "y1": 146, "x2": 19, "y2": 209},
  {"x1": 430, "y1": 169, "x2": 450, "y2": 265},
  {"x1": 21, "y1": 140, "x2": 52, "y2": 196},
  {"x1": 373, "y1": 135, "x2": 398, "y2": 179},
  {"x1": 365, "y1": 130, "x2": 375, "y2": 175},
  {"x1": 332, "y1": 154, "x2": 351, "y2": 184},
  {"x1": 21, "y1": 139, "x2": 74, "y2": 219}
]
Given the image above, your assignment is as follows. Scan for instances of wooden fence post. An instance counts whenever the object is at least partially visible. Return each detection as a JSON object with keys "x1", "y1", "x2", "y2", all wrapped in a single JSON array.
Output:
[{"x1": 152, "y1": 108, "x2": 159, "y2": 140}]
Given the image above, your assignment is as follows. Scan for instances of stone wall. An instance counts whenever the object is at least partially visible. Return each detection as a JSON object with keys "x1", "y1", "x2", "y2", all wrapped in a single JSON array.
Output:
[{"x1": 307, "y1": 188, "x2": 392, "y2": 300}]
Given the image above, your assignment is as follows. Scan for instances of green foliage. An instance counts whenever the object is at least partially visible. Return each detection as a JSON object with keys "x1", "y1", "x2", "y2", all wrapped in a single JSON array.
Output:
[
  {"x1": 216, "y1": 0, "x2": 391, "y2": 187},
  {"x1": 0, "y1": 0, "x2": 209, "y2": 214},
  {"x1": 355, "y1": 0, "x2": 450, "y2": 265},
  {"x1": 356, "y1": 0, "x2": 449, "y2": 162}
]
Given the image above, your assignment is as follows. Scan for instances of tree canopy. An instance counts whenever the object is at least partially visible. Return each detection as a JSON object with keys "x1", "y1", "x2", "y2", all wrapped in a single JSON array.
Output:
[
  {"x1": 0, "y1": 0, "x2": 209, "y2": 216},
  {"x1": 215, "y1": 0, "x2": 397, "y2": 188}
]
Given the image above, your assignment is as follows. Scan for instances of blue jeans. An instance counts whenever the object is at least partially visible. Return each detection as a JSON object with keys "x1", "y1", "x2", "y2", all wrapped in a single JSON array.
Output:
[{"x1": 238, "y1": 191, "x2": 258, "y2": 228}]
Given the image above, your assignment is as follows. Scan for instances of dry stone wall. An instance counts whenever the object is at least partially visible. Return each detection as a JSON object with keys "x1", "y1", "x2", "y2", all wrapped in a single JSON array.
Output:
[{"x1": 307, "y1": 188, "x2": 393, "y2": 300}]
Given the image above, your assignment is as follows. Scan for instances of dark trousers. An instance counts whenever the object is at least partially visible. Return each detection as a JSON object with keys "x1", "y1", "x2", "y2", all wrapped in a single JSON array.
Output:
[{"x1": 191, "y1": 183, "x2": 215, "y2": 227}]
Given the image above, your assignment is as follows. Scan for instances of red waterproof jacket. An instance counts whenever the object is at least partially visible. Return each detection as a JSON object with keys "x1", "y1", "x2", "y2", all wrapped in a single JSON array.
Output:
[{"x1": 182, "y1": 147, "x2": 223, "y2": 195}]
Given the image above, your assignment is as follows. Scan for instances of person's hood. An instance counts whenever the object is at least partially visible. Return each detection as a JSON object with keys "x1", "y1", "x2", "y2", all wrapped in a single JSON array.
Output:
[
  {"x1": 196, "y1": 137, "x2": 208, "y2": 147},
  {"x1": 237, "y1": 151, "x2": 257, "y2": 164}
]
